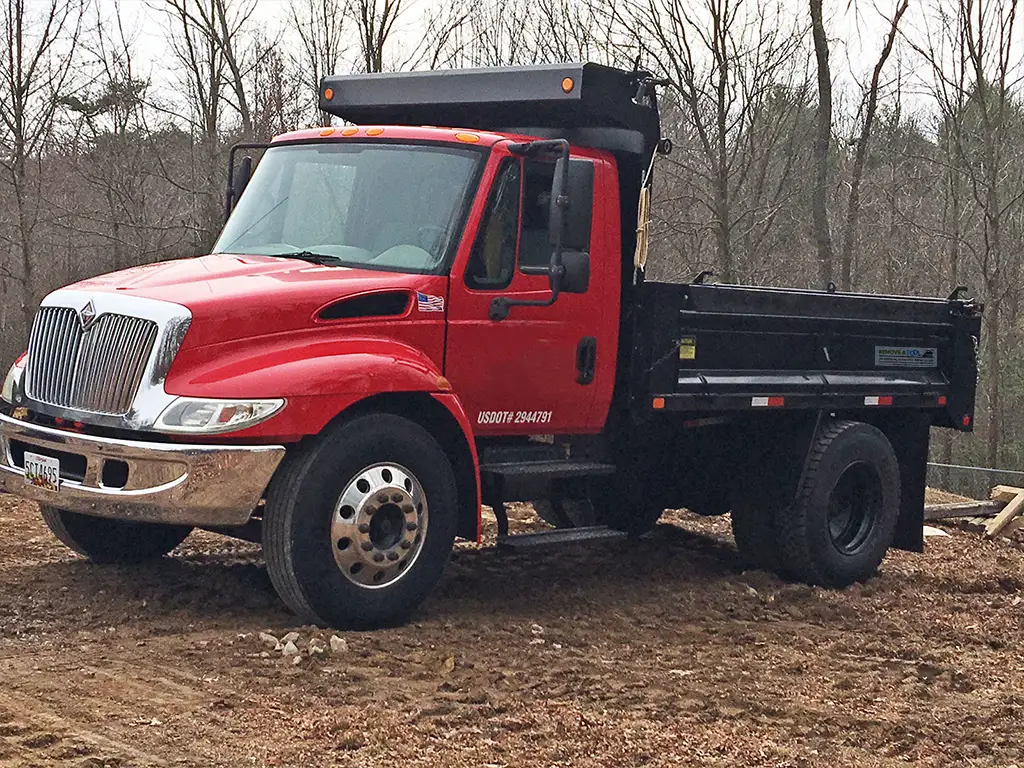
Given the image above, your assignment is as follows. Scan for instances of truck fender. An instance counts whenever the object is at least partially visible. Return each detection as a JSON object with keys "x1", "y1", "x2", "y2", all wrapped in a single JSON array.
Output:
[{"x1": 166, "y1": 335, "x2": 449, "y2": 399}]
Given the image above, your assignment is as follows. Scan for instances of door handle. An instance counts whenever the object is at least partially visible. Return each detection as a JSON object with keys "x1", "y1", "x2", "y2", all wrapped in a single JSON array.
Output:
[{"x1": 576, "y1": 337, "x2": 597, "y2": 385}]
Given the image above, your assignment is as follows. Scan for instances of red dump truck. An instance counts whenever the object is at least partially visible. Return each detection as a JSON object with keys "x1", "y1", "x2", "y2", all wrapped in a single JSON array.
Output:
[{"x1": 0, "y1": 64, "x2": 981, "y2": 628}]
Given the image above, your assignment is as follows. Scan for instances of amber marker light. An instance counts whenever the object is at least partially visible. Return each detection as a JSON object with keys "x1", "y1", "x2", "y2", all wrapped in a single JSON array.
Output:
[
  {"x1": 319, "y1": 128, "x2": 335, "y2": 136},
  {"x1": 454, "y1": 132, "x2": 480, "y2": 143},
  {"x1": 561, "y1": 77, "x2": 575, "y2": 93},
  {"x1": 366, "y1": 127, "x2": 384, "y2": 136},
  {"x1": 324, "y1": 87, "x2": 334, "y2": 100},
  {"x1": 341, "y1": 126, "x2": 358, "y2": 136},
  {"x1": 652, "y1": 397, "x2": 665, "y2": 410}
]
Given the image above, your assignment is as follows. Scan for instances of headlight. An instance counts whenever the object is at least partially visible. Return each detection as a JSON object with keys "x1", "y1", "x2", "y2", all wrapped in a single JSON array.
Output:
[
  {"x1": 155, "y1": 397, "x2": 285, "y2": 434},
  {"x1": 2, "y1": 354, "x2": 27, "y2": 405}
]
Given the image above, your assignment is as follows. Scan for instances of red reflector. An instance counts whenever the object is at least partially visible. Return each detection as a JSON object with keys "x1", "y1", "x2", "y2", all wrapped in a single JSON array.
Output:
[
  {"x1": 767, "y1": 396, "x2": 785, "y2": 407},
  {"x1": 962, "y1": 415, "x2": 971, "y2": 427},
  {"x1": 938, "y1": 395, "x2": 948, "y2": 406},
  {"x1": 73, "y1": 421, "x2": 84, "y2": 429},
  {"x1": 54, "y1": 416, "x2": 63, "y2": 425},
  {"x1": 751, "y1": 396, "x2": 785, "y2": 407},
  {"x1": 879, "y1": 395, "x2": 893, "y2": 406}
]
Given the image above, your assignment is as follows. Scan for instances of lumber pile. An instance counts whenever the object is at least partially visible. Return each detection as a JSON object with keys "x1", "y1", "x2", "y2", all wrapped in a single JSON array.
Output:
[{"x1": 924, "y1": 485, "x2": 1024, "y2": 538}]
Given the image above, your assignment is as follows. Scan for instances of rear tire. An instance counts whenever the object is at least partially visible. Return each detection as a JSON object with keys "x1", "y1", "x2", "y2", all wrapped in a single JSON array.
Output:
[
  {"x1": 40, "y1": 507, "x2": 192, "y2": 563},
  {"x1": 263, "y1": 413, "x2": 458, "y2": 629},
  {"x1": 774, "y1": 420, "x2": 900, "y2": 587}
]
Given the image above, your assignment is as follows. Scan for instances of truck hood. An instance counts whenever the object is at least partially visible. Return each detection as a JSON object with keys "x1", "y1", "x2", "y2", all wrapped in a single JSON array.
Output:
[{"x1": 67, "y1": 253, "x2": 445, "y2": 349}]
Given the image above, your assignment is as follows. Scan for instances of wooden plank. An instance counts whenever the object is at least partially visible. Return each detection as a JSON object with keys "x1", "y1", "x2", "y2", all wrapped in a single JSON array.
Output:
[
  {"x1": 985, "y1": 490, "x2": 1024, "y2": 538},
  {"x1": 991, "y1": 485, "x2": 1024, "y2": 502},
  {"x1": 924, "y1": 500, "x2": 1005, "y2": 520},
  {"x1": 1005, "y1": 517, "x2": 1024, "y2": 536}
]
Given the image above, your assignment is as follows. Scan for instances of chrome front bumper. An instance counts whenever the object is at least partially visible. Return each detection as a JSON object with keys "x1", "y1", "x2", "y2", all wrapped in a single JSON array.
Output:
[{"x1": 0, "y1": 412, "x2": 285, "y2": 526}]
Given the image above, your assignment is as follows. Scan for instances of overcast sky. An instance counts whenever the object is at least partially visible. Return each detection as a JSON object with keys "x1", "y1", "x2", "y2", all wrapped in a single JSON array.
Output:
[{"x1": 91, "y1": 0, "x2": 1020, "y2": 131}]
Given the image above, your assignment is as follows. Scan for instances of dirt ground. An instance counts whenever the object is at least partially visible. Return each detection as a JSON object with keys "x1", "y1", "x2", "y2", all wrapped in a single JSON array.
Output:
[{"x1": 2, "y1": 492, "x2": 1024, "y2": 768}]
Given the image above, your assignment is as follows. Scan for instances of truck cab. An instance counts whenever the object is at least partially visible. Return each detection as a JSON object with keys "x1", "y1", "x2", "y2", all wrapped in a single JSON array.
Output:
[{"x1": 0, "y1": 64, "x2": 981, "y2": 629}]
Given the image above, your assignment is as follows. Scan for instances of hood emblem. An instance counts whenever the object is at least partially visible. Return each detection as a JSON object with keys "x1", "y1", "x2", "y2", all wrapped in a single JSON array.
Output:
[{"x1": 79, "y1": 300, "x2": 97, "y2": 331}]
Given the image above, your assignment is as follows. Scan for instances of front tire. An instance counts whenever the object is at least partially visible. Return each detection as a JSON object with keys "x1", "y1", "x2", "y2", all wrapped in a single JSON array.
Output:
[
  {"x1": 40, "y1": 507, "x2": 192, "y2": 563},
  {"x1": 263, "y1": 413, "x2": 458, "y2": 629},
  {"x1": 775, "y1": 420, "x2": 900, "y2": 587}
]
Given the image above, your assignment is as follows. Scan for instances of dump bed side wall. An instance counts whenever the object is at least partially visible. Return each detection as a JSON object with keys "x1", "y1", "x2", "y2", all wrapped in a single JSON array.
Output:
[{"x1": 630, "y1": 282, "x2": 980, "y2": 430}]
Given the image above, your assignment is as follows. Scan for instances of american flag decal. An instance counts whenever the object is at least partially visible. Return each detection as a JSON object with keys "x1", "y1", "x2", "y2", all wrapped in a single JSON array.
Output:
[{"x1": 417, "y1": 292, "x2": 445, "y2": 313}]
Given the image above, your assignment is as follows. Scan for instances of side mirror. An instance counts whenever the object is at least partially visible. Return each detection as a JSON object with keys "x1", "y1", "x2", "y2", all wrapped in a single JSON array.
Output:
[
  {"x1": 225, "y1": 142, "x2": 271, "y2": 221},
  {"x1": 232, "y1": 155, "x2": 253, "y2": 210},
  {"x1": 548, "y1": 158, "x2": 594, "y2": 250},
  {"x1": 560, "y1": 251, "x2": 590, "y2": 294},
  {"x1": 548, "y1": 156, "x2": 568, "y2": 246}
]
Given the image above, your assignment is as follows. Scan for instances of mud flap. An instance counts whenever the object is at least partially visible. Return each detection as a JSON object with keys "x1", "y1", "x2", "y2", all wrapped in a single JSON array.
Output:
[{"x1": 875, "y1": 412, "x2": 930, "y2": 553}]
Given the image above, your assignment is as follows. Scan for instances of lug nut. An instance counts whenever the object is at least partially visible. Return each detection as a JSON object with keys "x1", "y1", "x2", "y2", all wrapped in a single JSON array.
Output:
[
  {"x1": 377, "y1": 493, "x2": 390, "y2": 504},
  {"x1": 400, "y1": 540, "x2": 412, "y2": 549},
  {"x1": 386, "y1": 551, "x2": 399, "y2": 561},
  {"x1": 373, "y1": 553, "x2": 384, "y2": 562},
  {"x1": 406, "y1": 522, "x2": 418, "y2": 531},
  {"x1": 358, "y1": 523, "x2": 370, "y2": 533},
  {"x1": 391, "y1": 493, "x2": 403, "y2": 503},
  {"x1": 361, "y1": 541, "x2": 373, "y2": 551}
]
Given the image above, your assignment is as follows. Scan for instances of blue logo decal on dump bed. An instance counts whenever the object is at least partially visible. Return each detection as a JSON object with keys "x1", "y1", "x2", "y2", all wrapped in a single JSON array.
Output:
[{"x1": 874, "y1": 346, "x2": 937, "y2": 368}]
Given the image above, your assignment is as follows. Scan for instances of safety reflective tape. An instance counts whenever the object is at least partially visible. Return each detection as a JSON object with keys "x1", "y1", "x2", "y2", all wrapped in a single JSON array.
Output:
[
  {"x1": 864, "y1": 395, "x2": 893, "y2": 406},
  {"x1": 752, "y1": 396, "x2": 784, "y2": 407}
]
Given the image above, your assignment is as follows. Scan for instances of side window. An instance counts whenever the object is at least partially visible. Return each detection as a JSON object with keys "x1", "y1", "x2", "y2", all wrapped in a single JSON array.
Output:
[
  {"x1": 466, "y1": 160, "x2": 521, "y2": 290},
  {"x1": 519, "y1": 160, "x2": 555, "y2": 271}
]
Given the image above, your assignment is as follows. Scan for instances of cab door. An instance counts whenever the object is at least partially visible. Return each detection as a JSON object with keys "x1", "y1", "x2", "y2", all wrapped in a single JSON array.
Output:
[{"x1": 444, "y1": 149, "x2": 610, "y2": 436}]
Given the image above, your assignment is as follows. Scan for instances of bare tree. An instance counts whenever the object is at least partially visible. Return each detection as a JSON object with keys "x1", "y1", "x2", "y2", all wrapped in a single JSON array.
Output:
[
  {"x1": 838, "y1": 0, "x2": 910, "y2": 290},
  {"x1": 353, "y1": 0, "x2": 404, "y2": 73},
  {"x1": 914, "y1": 0, "x2": 1023, "y2": 470},
  {"x1": 289, "y1": 0, "x2": 348, "y2": 125},
  {"x1": 623, "y1": 0, "x2": 805, "y2": 282},
  {"x1": 809, "y1": 0, "x2": 834, "y2": 286},
  {"x1": 0, "y1": 0, "x2": 84, "y2": 334}
]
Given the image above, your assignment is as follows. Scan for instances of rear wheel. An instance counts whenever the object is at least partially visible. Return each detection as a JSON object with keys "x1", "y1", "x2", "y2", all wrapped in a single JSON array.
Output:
[
  {"x1": 263, "y1": 413, "x2": 458, "y2": 629},
  {"x1": 40, "y1": 507, "x2": 192, "y2": 563},
  {"x1": 774, "y1": 420, "x2": 900, "y2": 587}
]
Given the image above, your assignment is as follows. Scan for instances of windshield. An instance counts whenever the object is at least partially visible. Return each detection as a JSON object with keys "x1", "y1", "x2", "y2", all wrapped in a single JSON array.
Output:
[{"x1": 213, "y1": 142, "x2": 481, "y2": 273}]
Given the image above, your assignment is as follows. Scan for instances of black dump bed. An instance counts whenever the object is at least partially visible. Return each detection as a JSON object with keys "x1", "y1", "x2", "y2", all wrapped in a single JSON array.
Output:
[{"x1": 632, "y1": 282, "x2": 982, "y2": 431}]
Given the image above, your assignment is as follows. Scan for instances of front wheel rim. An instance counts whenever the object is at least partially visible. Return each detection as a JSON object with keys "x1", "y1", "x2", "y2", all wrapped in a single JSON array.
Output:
[{"x1": 330, "y1": 463, "x2": 428, "y2": 589}]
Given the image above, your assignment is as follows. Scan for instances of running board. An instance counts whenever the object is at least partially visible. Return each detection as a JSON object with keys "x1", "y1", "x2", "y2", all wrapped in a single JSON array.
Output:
[
  {"x1": 479, "y1": 460, "x2": 617, "y2": 480},
  {"x1": 497, "y1": 525, "x2": 626, "y2": 551}
]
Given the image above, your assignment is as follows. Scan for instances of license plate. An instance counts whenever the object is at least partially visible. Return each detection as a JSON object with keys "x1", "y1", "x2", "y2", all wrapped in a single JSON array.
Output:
[{"x1": 24, "y1": 451, "x2": 60, "y2": 492}]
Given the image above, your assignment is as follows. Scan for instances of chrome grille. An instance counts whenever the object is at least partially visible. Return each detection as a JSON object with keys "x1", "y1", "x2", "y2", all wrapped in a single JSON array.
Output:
[{"x1": 26, "y1": 306, "x2": 159, "y2": 415}]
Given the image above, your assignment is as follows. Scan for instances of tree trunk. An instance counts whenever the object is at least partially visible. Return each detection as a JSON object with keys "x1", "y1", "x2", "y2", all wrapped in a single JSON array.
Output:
[{"x1": 809, "y1": 0, "x2": 834, "y2": 287}]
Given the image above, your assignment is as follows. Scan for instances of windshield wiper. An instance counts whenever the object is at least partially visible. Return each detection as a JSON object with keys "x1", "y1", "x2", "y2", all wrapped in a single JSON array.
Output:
[{"x1": 264, "y1": 250, "x2": 345, "y2": 265}]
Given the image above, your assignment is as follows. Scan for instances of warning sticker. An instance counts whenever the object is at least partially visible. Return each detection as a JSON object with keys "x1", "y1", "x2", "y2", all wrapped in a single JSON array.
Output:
[
  {"x1": 678, "y1": 336, "x2": 696, "y2": 361},
  {"x1": 874, "y1": 346, "x2": 937, "y2": 368}
]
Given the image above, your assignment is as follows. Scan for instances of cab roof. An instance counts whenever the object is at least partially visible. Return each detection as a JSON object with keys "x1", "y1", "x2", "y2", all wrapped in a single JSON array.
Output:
[{"x1": 270, "y1": 125, "x2": 510, "y2": 147}]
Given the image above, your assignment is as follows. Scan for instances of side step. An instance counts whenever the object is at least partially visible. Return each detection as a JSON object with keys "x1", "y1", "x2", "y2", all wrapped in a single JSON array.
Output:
[
  {"x1": 479, "y1": 460, "x2": 616, "y2": 480},
  {"x1": 497, "y1": 525, "x2": 626, "y2": 551}
]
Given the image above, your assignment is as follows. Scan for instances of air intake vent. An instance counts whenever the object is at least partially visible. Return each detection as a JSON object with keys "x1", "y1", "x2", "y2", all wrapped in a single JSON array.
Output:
[{"x1": 318, "y1": 292, "x2": 410, "y2": 321}]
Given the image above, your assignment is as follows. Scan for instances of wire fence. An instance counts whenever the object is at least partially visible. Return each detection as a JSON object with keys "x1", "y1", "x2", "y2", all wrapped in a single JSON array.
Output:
[{"x1": 926, "y1": 461, "x2": 1024, "y2": 500}]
